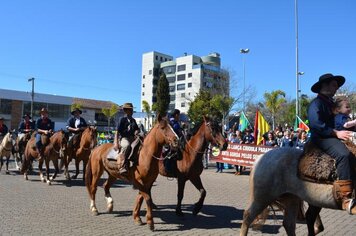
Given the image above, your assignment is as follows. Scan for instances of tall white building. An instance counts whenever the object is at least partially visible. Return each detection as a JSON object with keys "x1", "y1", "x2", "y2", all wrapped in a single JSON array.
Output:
[{"x1": 141, "y1": 51, "x2": 229, "y2": 114}]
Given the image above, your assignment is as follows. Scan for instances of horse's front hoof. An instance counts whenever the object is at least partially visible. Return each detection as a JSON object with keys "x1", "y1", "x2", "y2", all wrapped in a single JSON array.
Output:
[
  {"x1": 24, "y1": 174, "x2": 28, "y2": 180},
  {"x1": 151, "y1": 202, "x2": 158, "y2": 209},
  {"x1": 149, "y1": 224, "x2": 154, "y2": 231},
  {"x1": 314, "y1": 225, "x2": 324, "y2": 235},
  {"x1": 107, "y1": 204, "x2": 113, "y2": 213},
  {"x1": 71, "y1": 175, "x2": 77, "y2": 179},
  {"x1": 134, "y1": 218, "x2": 143, "y2": 226},
  {"x1": 193, "y1": 203, "x2": 202, "y2": 215},
  {"x1": 176, "y1": 209, "x2": 184, "y2": 217},
  {"x1": 5, "y1": 171, "x2": 10, "y2": 175},
  {"x1": 47, "y1": 180, "x2": 52, "y2": 185}
]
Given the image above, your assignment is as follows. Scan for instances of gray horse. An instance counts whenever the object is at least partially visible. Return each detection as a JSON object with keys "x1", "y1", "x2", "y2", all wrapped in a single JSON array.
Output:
[{"x1": 240, "y1": 147, "x2": 355, "y2": 236}]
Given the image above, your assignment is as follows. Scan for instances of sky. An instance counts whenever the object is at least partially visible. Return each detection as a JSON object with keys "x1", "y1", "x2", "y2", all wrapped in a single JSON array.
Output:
[{"x1": 1, "y1": 1, "x2": 355, "y2": 112}]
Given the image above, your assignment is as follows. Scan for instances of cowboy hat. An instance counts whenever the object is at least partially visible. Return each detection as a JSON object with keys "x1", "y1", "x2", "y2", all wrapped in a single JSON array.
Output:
[
  {"x1": 311, "y1": 73, "x2": 345, "y2": 93},
  {"x1": 23, "y1": 113, "x2": 31, "y2": 119},
  {"x1": 71, "y1": 108, "x2": 82, "y2": 115},
  {"x1": 122, "y1": 103, "x2": 134, "y2": 109},
  {"x1": 39, "y1": 108, "x2": 48, "y2": 114}
]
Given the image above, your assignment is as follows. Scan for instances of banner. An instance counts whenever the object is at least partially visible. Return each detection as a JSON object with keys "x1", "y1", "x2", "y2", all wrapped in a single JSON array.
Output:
[
  {"x1": 238, "y1": 111, "x2": 250, "y2": 132},
  {"x1": 211, "y1": 143, "x2": 275, "y2": 167},
  {"x1": 253, "y1": 110, "x2": 270, "y2": 145},
  {"x1": 294, "y1": 115, "x2": 310, "y2": 132}
]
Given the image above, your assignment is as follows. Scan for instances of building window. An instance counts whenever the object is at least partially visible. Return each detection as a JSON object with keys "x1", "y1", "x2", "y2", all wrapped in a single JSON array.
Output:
[
  {"x1": 169, "y1": 86, "x2": 175, "y2": 92},
  {"x1": 181, "y1": 93, "x2": 185, "y2": 98},
  {"x1": 170, "y1": 95, "x2": 176, "y2": 101},
  {"x1": 142, "y1": 92, "x2": 145, "y2": 96},
  {"x1": 188, "y1": 83, "x2": 192, "y2": 88},
  {"x1": 152, "y1": 96, "x2": 157, "y2": 103},
  {"x1": 167, "y1": 76, "x2": 175, "y2": 83},
  {"x1": 0, "y1": 99, "x2": 12, "y2": 115},
  {"x1": 177, "y1": 74, "x2": 185, "y2": 81},
  {"x1": 177, "y1": 64, "x2": 186, "y2": 71},
  {"x1": 142, "y1": 83, "x2": 145, "y2": 88},
  {"x1": 155, "y1": 55, "x2": 158, "y2": 60},
  {"x1": 165, "y1": 58, "x2": 168, "y2": 62},
  {"x1": 181, "y1": 102, "x2": 185, "y2": 107},
  {"x1": 177, "y1": 84, "x2": 185, "y2": 91},
  {"x1": 143, "y1": 75, "x2": 145, "y2": 79},
  {"x1": 160, "y1": 56, "x2": 163, "y2": 61},
  {"x1": 188, "y1": 73, "x2": 192, "y2": 78},
  {"x1": 149, "y1": 70, "x2": 152, "y2": 75},
  {"x1": 169, "y1": 104, "x2": 175, "y2": 111}
]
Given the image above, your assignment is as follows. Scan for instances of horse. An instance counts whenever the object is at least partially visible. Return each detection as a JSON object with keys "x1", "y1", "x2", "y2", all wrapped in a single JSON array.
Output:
[
  {"x1": 22, "y1": 130, "x2": 68, "y2": 185},
  {"x1": 157, "y1": 116, "x2": 228, "y2": 216},
  {"x1": 85, "y1": 115, "x2": 178, "y2": 231},
  {"x1": 12, "y1": 132, "x2": 32, "y2": 170},
  {"x1": 0, "y1": 132, "x2": 17, "y2": 174},
  {"x1": 65, "y1": 125, "x2": 97, "y2": 181},
  {"x1": 240, "y1": 147, "x2": 356, "y2": 236}
]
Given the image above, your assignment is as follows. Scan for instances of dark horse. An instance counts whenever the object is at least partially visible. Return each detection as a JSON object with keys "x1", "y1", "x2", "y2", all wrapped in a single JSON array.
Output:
[
  {"x1": 65, "y1": 126, "x2": 97, "y2": 181},
  {"x1": 13, "y1": 132, "x2": 32, "y2": 170},
  {"x1": 85, "y1": 115, "x2": 178, "y2": 231},
  {"x1": 22, "y1": 130, "x2": 68, "y2": 185},
  {"x1": 157, "y1": 116, "x2": 228, "y2": 216}
]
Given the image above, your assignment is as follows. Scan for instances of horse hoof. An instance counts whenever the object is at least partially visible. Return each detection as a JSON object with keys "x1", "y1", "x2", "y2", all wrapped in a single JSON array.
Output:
[
  {"x1": 6, "y1": 171, "x2": 10, "y2": 175},
  {"x1": 71, "y1": 175, "x2": 77, "y2": 179},
  {"x1": 314, "y1": 225, "x2": 324, "y2": 235},
  {"x1": 41, "y1": 178, "x2": 46, "y2": 183},
  {"x1": 176, "y1": 210, "x2": 184, "y2": 217},
  {"x1": 47, "y1": 180, "x2": 52, "y2": 185},
  {"x1": 149, "y1": 224, "x2": 154, "y2": 231},
  {"x1": 107, "y1": 204, "x2": 113, "y2": 213},
  {"x1": 151, "y1": 202, "x2": 158, "y2": 209},
  {"x1": 24, "y1": 175, "x2": 28, "y2": 180},
  {"x1": 134, "y1": 218, "x2": 143, "y2": 226},
  {"x1": 92, "y1": 210, "x2": 99, "y2": 216}
]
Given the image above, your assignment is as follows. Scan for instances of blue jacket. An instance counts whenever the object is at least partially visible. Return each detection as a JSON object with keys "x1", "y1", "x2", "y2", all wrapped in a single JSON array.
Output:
[
  {"x1": 334, "y1": 113, "x2": 353, "y2": 131},
  {"x1": 36, "y1": 118, "x2": 54, "y2": 131},
  {"x1": 18, "y1": 120, "x2": 35, "y2": 133},
  {"x1": 170, "y1": 119, "x2": 183, "y2": 137},
  {"x1": 307, "y1": 94, "x2": 335, "y2": 141},
  {"x1": 117, "y1": 116, "x2": 139, "y2": 138}
]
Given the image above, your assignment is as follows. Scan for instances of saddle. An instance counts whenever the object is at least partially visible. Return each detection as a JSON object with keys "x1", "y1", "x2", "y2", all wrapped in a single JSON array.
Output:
[{"x1": 298, "y1": 140, "x2": 356, "y2": 184}]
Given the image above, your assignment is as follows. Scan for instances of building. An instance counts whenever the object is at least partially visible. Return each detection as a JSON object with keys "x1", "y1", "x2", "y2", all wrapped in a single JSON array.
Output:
[
  {"x1": 0, "y1": 88, "x2": 122, "y2": 132},
  {"x1": 141, "y1": 51, "x2": 230, "y2": 114}
]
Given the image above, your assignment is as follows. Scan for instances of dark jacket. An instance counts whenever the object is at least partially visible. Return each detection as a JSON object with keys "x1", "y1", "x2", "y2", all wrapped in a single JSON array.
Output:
[
  {"x1": 18, "y1": 120, "x2": 35, "y2": 133},
  {"x1": 334, "y1": 113, "x2": 353, "y2": 131},
  {"x1": 0, "y1": 124, "x2": 8, "y2": 136},
  {"x1": 36, "y1": 118, "x2": 54, "y2": 131},
  {"x1": 117, "y1": 116, "x2": 139, "y2": 138},
  {"x1": 66, "y1": 117, "x2": 87, "y2": 130},
  {"x1": 307, "y1": 94, "x2": 335, "y2": 141}
]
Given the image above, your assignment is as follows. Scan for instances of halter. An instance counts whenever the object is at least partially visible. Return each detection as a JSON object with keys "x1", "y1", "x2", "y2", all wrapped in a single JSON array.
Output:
[{"x1": 150, "y1": 121, "x2": 178, "y2": 161}]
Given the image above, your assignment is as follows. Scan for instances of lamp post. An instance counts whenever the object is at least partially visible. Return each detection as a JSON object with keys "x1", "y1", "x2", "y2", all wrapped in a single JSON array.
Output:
[
  {"x1": 295, "y1": 0, "x2": 300, "y2": 117},
  {"x1": 28, "y1": 77, "x2": 35, "y2": 118},
  {"x1": 240, "y1": 48, "x2": 250, "y2": 111}
]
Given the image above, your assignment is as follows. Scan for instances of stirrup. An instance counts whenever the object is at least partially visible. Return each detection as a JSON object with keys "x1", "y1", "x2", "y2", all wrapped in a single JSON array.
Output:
[{"x1": 347, "y1": 199, "x2": 355, "y2": 215}]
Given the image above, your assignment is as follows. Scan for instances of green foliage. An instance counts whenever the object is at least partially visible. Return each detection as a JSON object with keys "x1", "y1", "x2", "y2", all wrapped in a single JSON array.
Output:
[
  {"x1": 102, "y1": 104, "x2": 119, "y2": 130},
  {"x1": 142, "y1": 100, "x2": 151, "y2": 114},
  {"x1": 263, "y1": 90, "x2": 286, "y2": 129},
  {"x1": 71, "y1": 103, "x2": 82, "y2": 111},
  {"x1": 155, "y1": 73, "x2": 170, "y2": 116},
  {"x1": 188, "y1": 90, "x2": 233, "y2": 124}
]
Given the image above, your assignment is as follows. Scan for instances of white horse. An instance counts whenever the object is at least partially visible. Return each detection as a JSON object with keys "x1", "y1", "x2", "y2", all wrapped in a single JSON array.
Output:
[
  {"x1": 240, "y1": 147, "x2": 355, "y2": 236},
  {"x1": 0, "y1": 132, "x2": 17, "y2": 174}
]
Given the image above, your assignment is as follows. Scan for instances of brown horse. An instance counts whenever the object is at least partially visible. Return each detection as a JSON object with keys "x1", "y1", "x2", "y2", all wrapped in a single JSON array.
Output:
[
  {"x1": 85, "y1": 115, "x2": 178, "y2": 231},
  {"x1": 157, "y1": 117, "x2": 228, "y2": 216},
  {"x1": 0, "y1": 132, "x2": 17, "y2": 174},
  {"x1": 65, "y1": 126, "x2": 97, "y2": 180},
  {"x1": 22, "y1": 130, "x2": 68, "y2": 185}
]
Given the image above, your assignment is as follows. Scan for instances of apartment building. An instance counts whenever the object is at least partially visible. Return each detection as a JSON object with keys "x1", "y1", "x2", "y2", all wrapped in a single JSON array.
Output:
[{"x1": 141, "y1": 51, "x2": 229, "y2": 114}]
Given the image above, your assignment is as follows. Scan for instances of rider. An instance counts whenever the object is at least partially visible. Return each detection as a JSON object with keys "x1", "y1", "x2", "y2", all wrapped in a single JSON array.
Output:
[
  {"x1": 35, "y1": 108, "x2": 54, "y2": 161},
  {"x1": 307, "y1": 73, "x2": 356, "y2": 214},
  {"x1": 18, "y1": 113, "x2": 35, "y2": 134},
  {"x1": 0, "y1": 116, "x2": 9, "y2": 143},
  {"x1": 114, "y1": 103, "x2": 139, "y2": 175},
  {"x1": 66, "y1": 108, "x2": 87, "y2": 150}
]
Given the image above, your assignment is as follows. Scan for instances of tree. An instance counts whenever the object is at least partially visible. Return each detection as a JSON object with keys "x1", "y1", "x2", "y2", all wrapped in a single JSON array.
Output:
[
  {"x1": 263, "y1": 90, "x2": 286, "y2": 130},
  {"x1": 142, "y1": 100, "x2": 152, "y2": 130},
  {"x1": 155, "y1": 72, "x2": 170, "y2": 116},
  {"x1": 102, "y1": 104, "x2": 118, "y2": 132},
  {"x1": 211, "y1": 94, "x2": 234, "y2": 131},
  {"x1": 71, "y1": 103, "x2": 82, "y2": 111}
]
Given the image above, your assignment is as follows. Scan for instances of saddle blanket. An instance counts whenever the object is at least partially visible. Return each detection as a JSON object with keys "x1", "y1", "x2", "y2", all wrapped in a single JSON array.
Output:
[{"x1": 107, "y1": 148, "x2": 119, "y2": 160}]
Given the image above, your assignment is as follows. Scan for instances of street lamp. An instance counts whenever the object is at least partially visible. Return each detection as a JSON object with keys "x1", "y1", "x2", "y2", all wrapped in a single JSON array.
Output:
[
  {"x1": 28, "y1": 77, "x2": 35, "y2": 118},
  {"x1": 295, "y1": 0, "x2": 300, "y2": 117},
  {"x1": 240, "y1": 48, "x2": 250, "y2": 111}
]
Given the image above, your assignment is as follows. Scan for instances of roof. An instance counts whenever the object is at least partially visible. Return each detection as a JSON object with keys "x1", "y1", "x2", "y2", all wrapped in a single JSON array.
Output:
[{"x1": 73, "y1": 97, "x2": 120, "y2": 109}]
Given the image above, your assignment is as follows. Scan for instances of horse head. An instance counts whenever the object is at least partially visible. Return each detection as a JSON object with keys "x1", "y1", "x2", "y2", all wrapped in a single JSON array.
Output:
[
  {"x1": 82, "y1": 126, "x2": 98, "y2": 149},
  {"x1": 203, "y1": 116, "x2": 228, "y2": 151},
  {"x1": 155, "y1": 114, "x2": 179, "y2": 150}
]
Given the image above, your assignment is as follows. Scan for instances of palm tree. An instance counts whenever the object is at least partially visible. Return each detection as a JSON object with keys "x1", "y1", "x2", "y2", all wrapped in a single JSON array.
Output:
[
  {"x1": 263, "y1": 90, "x2": 286, "y2": 130},
  {"x1": 102, "y1": 104, "x2": 118, "y2": 132},
  {"x1": 142, "y1": 100, "x2": 151, "y2": 130}
]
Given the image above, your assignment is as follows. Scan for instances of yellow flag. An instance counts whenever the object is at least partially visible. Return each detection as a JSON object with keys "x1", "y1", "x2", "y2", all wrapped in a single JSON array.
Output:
[{"x1": 253, "y1": 110, "x2": 270, "y2": 145}]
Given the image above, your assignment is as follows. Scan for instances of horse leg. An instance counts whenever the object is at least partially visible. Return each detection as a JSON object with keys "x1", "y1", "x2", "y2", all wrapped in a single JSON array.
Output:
[
  {"x1": 176, "y1": 177, "x2": 187, "y2": 216},
  {"x1": 190, "y1": 176, "x2": 206, "y2": 215},
  {"x1": 305, "y1": 205, "x2": 323, "y2": 236},
  {"x1": 0, "y1": 157, "x2": 3, "y2": 172},
  {"x1": 82, "y1": 159, "x2": 87, "y2": 181},
  {"x1": 72, "y1": 158, "x2": 80, "y2": 179},
  {"x1": 6, "y1": 156, "x2": 10, "y2": 174},
  {"x1": 133, "y1": 192, "x2": 144, "y2": 226},
  {"x1": 149, "y1": 185, "x2": 158, "y2": 209},
  {"x1": 140, "y1": 190, "x2": 155, "y2": 231},
  {"x1": 103, "y1": 174, "x2": 116, "y2": 213},
  {"x1": 45, "y1": 158, "x2": 51, "y2": 185},
  {"x1": 281, "y1": 197, "x2": 299, "y2": 236},
  {"x1": 51, "y1": 157, "x2": 59, "y2": 181},
  {"x1": 38, "y1": 159, "x2": 46, "y2": 182},
  {"x1": 86, "y1": 158, "x2": 103, "y2": 216}
]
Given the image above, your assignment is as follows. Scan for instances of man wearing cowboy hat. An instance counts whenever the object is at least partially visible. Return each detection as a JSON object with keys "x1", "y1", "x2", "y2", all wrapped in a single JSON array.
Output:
[
  {"x1": 308, "y1": 73, "x2": 356, "y2": 214},
  {"x1": 0, "y1": 116, "x2": 9, "y2": 143},
  {"x1": 18, "y1": 113, "x2": 35, "y2": 134},
  {"x1": 66, "y1": 107, "x2": 88, "y2": 150},
  {"x1": 114, "y1": 103, "x2": 139, "y2": 175},
  {"x1": 35, "y1": 108, "x2": 54, "y2": 161}
]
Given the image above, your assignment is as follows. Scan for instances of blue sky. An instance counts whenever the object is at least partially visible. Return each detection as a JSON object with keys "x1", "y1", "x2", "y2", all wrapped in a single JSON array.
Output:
[{"x1": 1, "y1": 1, "x2": 355, "y2": 111}]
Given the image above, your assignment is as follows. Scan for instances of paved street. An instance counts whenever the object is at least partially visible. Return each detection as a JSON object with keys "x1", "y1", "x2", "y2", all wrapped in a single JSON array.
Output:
[{"x1": 0, "y1": 160, "x2": 355, "y2": 236}]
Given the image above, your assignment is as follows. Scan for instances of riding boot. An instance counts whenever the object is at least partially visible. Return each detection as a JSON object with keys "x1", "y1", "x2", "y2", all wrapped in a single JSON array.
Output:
[
  {"x1": 333, "y1": 180, "x2": 356, "y2": 214},
  {"x1": 118, "y1": 154, "x2": 128, "y2": 175}
]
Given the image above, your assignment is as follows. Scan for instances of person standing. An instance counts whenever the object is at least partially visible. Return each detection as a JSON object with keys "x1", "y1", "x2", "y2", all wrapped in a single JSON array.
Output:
[
  {"x1": 308, "y1": 73, "x2": 355, "y2": 214},
  {"x1": 114, "y1": 103, "x2": 139, "y2": 175},
  {"x1": 35, "y1": 108, "x2": 54, "y2": 160}
]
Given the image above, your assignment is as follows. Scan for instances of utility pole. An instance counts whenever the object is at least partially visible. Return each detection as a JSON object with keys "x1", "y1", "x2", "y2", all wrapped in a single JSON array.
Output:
[{"x1": 28, "y1": 77, "x2": 35, "y2": 118}]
